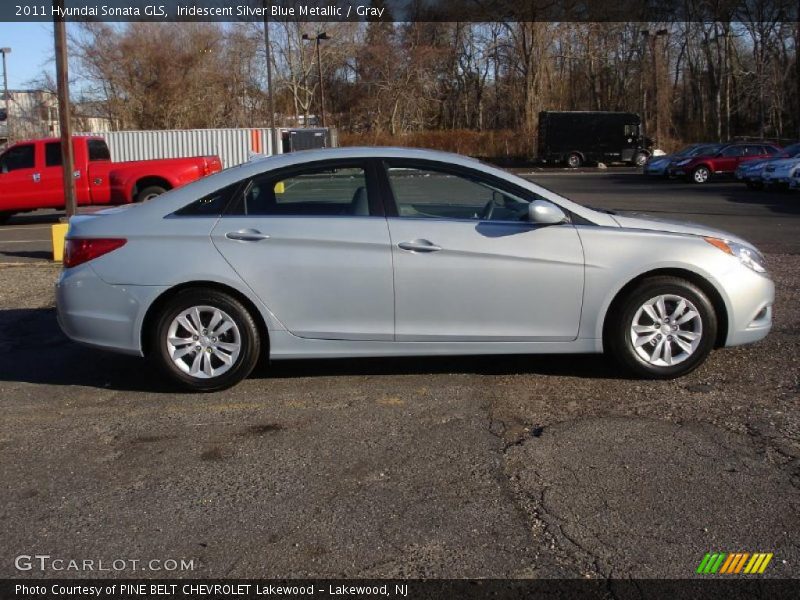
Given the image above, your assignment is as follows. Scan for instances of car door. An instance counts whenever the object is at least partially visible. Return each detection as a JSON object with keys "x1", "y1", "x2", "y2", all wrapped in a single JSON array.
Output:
[
  {"x1": 715, "y1": 145, "x2": 746, "y2": 173},
  {"x1": 380, "y1": 160, "x2": 585, "y2": 341},
  {"x1": 210, "y1": 159, "x2": 395, "y2": 341},
  {"x1": 0, "y1": 143, "x2": 40, "y2": 210}
]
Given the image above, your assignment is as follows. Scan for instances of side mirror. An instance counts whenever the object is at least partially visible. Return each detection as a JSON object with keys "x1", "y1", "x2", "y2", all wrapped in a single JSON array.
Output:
[{"x1": 528, "y1": 199, "x2": 567, "y2": 225}]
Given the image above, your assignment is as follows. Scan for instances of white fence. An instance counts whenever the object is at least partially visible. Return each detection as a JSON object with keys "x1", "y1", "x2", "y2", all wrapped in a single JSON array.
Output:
[{"x1": 75, "y1": 128, "x2": 280, "y2": 169}]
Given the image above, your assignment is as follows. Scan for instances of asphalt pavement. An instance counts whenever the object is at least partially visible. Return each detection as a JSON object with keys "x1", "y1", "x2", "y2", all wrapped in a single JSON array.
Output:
[{"x1": 0, "y1": 170, "x2": 798, "y2": 580}]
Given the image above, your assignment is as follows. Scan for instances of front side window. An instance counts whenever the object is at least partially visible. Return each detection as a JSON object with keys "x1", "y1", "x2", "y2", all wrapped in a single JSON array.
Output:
[
  {"x1": 624, "y1": 124, "x2": 639, "y2": 137},
  {"x1": 233, "y1": 164, "x2": 372, "y2": 217},
  {"x1": 0, "y1": 144, "x2": 35, "y2": 172},
  {"x1": 386, "y1": 164, "x2": 531, "y2": 222}
]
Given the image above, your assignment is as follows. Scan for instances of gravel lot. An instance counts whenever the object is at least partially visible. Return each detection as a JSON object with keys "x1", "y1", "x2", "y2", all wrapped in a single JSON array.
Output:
[{"x1": 0, "y1": 251, "x2": 797, "y2": 579}]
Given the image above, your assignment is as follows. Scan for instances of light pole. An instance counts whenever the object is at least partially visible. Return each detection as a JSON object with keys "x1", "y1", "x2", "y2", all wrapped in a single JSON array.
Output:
[
  {"x1": 302, "y1": 32, "x2": 330, "y2": 128},
  {"x1": 261, "y1": 1, "x2": 278, "y2": 154},
  {"x1": 1, "y1": 47, "x2": 11, "y2": 141},
  {"x1": 641, "y1": 29, "x2": 668, "y2": 147}
]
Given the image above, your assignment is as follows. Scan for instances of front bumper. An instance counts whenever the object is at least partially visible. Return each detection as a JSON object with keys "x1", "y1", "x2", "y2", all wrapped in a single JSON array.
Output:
[
  {"x1": 56, "y1": 264, "x2": 168, "y2": 356},
  {"x1": 722, "y1": 267, "x2": 774, "y2": 347}
]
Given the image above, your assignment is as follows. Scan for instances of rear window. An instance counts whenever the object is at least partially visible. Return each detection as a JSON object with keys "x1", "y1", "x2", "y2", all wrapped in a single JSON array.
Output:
[
  {"x1": 172, "y1": 182, "x2": 241, "y2": 217},
  {"x1": 45, "y1": 142, "x2": 62, "y2": 167},
  {"x1": 87, "y1": 139, "x2": 111, "y2": 162}
]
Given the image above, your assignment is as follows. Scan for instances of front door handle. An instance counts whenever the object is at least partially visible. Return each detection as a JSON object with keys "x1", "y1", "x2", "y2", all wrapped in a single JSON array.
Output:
[
  {"x1": 32, "y1": 173, "x2": 41, "y2": 183},
  {"x1": 398, "y1": 239, "x2": 442, "y2": 253},
  {"x1": 225, "y1": 229, "x2": 270, "y2": 242}
]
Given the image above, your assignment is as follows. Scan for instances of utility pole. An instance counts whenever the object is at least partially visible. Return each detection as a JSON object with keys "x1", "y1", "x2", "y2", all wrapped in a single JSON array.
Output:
[
  {"x1": 0, "y1": 48, "x2": 10, "y2": 142},
  {"x1": 54, "y1": 0, "x2": 76, "y2": 217},
  {"x1": 262, "y1": 1, "x2": 278, "y2": 155}
]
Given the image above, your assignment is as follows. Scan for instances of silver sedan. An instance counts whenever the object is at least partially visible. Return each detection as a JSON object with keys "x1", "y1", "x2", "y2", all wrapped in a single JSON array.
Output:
[{"x1": 56, "y1": 148, "x2": 774, "y2": 391}]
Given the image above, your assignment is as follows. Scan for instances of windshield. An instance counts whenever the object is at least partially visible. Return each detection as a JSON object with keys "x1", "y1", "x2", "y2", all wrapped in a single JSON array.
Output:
[{"x1": 778, "y1": 142, "x2": 800, "y2": 158}]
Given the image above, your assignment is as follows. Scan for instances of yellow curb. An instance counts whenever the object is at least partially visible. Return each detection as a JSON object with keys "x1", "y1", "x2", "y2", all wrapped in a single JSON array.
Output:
[{"x1": 51, "y1": 223, "x2": 69, "y2": 262}]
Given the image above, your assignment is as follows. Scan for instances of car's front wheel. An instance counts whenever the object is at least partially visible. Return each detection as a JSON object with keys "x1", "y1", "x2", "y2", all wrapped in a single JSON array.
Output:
[
  {"x1": 606, "y1": 277, "x2": 717, "y2": 379},
  {"x1": 151, "y1": 289, "x2": 262, "y2": 391},
  {"x1": 691, "y1": 166, "x2": 711, "y2": 184}
]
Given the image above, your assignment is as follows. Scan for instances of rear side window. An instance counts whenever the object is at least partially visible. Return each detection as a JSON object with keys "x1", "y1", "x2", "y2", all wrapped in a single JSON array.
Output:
[
  {"x1": 720, "y1": 146, "x2": 745, "y2": 157},
  {"x1": 45, "y1": 142, "x2": 62, "y2": 167},
  {"x1": 173, "y1": 182, "x2": 241, "y2": 217},
  {"x1": 87, "y1": 139, "x2": 111, "y2": 162},
  {"x1": 230, "y1": 164, "x2": 373, "y2": 217},
  {"x1": 0, "y1": 144, "x2": 35, "y2": 172}
]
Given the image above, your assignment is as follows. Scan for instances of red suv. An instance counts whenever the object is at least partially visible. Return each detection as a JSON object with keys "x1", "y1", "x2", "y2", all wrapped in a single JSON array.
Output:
[{"x1": 667, "y1": 143, "x2": 782, "y2": 183}]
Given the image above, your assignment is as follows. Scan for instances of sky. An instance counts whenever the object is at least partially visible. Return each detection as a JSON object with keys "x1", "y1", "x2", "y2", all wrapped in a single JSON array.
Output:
[{"x1": 0, "y1": 22, "x2": 59, "y2": 89}]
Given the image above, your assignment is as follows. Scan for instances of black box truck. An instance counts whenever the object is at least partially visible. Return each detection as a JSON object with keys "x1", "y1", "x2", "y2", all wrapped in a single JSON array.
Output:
[{"x1": 537, "y1": 111, "x2": 652, "y2": 167}]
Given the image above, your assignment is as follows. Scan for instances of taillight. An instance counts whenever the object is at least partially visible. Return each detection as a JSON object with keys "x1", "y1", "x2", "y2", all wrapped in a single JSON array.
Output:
[
  {"x1": 63, "y1": 238, "x2": 127, "y2": 268},
  {"x1": 202, "y1": 157, "x2": 222, "y2": 176}
]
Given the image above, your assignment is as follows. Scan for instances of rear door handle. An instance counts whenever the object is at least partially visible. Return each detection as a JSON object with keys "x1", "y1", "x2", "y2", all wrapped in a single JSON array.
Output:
[
  {"x1": 398, "y1": 239, "x2": 442, "y2": 253},
  {"x1": 225, "y1": 229, "x2": 270, "y2": 242}
]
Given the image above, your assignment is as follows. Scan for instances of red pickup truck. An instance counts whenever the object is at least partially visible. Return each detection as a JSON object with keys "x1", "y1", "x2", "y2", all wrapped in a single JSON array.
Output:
[{"x1": 0, "y1": 136, "x2": 222, "y2": 223}]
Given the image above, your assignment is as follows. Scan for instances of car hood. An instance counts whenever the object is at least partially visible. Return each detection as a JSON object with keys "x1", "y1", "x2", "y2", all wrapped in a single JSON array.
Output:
[
  {"x1": 764, "y1": 158, "x2": 800, "y2": 168},
  {"x1": 610, "y1": 212, "x2": 751, "y2": 246}
]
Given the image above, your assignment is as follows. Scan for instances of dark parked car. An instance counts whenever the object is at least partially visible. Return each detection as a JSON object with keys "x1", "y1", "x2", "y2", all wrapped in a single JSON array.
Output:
[{"x1": 667, "y1": 143, "x2": 781, "y2": 183}]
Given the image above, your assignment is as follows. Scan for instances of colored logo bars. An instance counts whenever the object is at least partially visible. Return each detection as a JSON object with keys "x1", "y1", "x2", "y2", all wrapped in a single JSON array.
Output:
[{"x1": 697, "y1": 552, "x2": 773, "y2": 574}]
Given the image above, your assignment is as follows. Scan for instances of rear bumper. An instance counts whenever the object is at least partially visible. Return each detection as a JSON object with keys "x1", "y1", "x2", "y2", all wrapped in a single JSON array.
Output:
[{"x1": 56, "y1": 264, "x2": 167, "y2": 356}]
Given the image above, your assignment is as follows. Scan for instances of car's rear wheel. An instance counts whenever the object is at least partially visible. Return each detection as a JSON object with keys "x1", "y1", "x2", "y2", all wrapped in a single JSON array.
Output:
[
  {"x1": 566, "y1": 153, "x2": 582, "y2": 168},
  {"x1": 691, "y1": 166, "x2": 710, "y2": 184},
  {"x1": 135, "y1": 185, "x2": 167, "y2": 203},
  {"x1": 633, "y1": 152, "x2": 649, "y2": 167},
  {"x1": 151, "y1": 289, "x2": 261, "y2": 391},
  {"x1": 606, "y1": 277, "x2": 717, "y2": 379}
]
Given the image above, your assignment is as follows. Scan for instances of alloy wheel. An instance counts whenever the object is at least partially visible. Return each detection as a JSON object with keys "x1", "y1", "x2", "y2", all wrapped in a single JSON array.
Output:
[
  {"x1": 166, "y1": 305, "x2": 242, "y2": 378},
  {"x1": 629, "y1": 294, "x2": 703, "y2": 367}
]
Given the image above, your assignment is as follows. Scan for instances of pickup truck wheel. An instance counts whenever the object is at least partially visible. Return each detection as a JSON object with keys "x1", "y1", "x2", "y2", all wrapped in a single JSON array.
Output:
[
  {"x1": 135, "y1": 185, "x2": 167, "y2": 203},
  {"x1": 566, "y1": 153, "x2": 582, "y2": 168},
  {"x1": 0, "y1": 212, "x2": 13, "y2": 225}
]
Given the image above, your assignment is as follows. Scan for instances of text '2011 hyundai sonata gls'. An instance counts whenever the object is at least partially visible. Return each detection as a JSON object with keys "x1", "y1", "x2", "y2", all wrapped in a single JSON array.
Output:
[{"x1": 56, "y1": 148, "x2": 774, "y2": 391}]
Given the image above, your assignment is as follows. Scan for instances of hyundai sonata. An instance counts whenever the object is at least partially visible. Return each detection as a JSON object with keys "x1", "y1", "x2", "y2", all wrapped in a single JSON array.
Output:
[{"x1": 56, "y1": 148, "x2": 774, "y2": 391}]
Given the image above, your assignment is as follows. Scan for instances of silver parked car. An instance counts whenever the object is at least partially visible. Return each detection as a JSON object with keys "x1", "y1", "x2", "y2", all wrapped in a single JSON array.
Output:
[{"x1": 56, "y1": 148, "x2": 774, "y2": 391}]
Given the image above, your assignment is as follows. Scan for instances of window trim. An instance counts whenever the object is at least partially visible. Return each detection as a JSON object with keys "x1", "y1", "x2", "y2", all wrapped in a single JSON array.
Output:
[
  {"x1": 377, "y1": 158, "x2": 571, "y2": 225},
  {"x1": 223, "y1": 158, "x2": 385, "y2": 218}
]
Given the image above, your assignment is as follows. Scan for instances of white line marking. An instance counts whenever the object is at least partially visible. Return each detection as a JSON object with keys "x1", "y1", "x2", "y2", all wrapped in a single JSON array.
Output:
[
  {"x1": 0, "y1": 239, "x2": 50, "y2": 244},
  {"x1": 0, "y1": 226, "x2": 54, "y2": 232}
]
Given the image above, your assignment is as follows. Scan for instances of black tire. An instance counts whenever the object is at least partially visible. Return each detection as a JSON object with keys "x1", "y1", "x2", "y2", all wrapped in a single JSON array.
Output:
[
  {"x1": 566, "y1": 153, "x2": 582, "y2": 168},
  {"x1": 0, "y1": 212, "x2": 13, "y2": 225},
  {"x1": 135, "y1": 185, "x2": 167, "y2": 203},
  {"x1": 691, "y1": 166, "x2": 711, "y2": 184},
  {"x1": 605, "y1": 276, "x2": 718, "y2": 379},
  {"x1": 150, "y1": 289, "x2": 262, "y2": 392}
]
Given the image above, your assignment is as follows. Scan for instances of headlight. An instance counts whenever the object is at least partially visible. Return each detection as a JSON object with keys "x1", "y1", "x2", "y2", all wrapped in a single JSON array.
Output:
[
  {"x1": 676, "y1": 159, "x2": 691, "y2": 166},
  {"x1": 704, "y1": 237, "x2": 767, "y2": 274}
]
